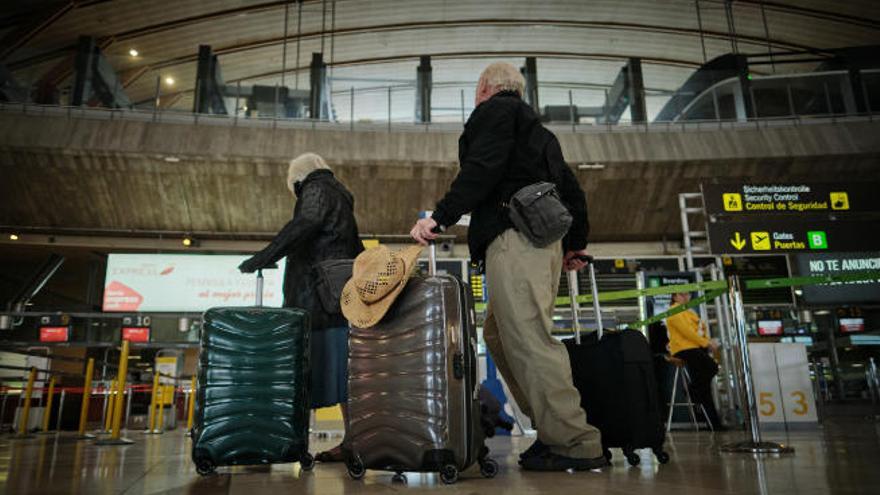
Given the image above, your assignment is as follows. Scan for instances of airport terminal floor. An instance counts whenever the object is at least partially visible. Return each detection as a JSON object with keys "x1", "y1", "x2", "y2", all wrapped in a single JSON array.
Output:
[
  {"x1": 3, "y1": 420, "x2": 880, "y2": 495},
  {"x1": 3, "y1": 1, "x2": 880, "y2": 494}
]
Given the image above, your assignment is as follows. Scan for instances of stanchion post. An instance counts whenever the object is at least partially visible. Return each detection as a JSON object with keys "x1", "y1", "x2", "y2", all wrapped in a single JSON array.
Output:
[
  {"x1": 146, "y1": 372, "x2": 160, "y2": 434},
  {"x1": 125, "y1": 385, "x2": 133, "y2": 431},
  {"x1": 103, "y1": 379, "x2": 116, "y2": 433},
  {"x1": 721, "y1": 275, "x2": 794, "y2": 454},
  {"x1": 40, "y1": 375, "x2": 56, "y2": 434},
  {"x1": 17, "y1": 367, "x2": 37, "y2": 437},
  {"x1": 77, "y1": 358, "x2": 95, "y2": 438},
  {"x1": 187, "y1": 376, "x2": 196, "y2": 431},
  {"x1": 1, "y1": 387, "x2": 8, "y2": 432},
  {"x1": 56, "y1": 389, "x2": 66, "y2": 432},
  {"x1": 156, "y1": 385, "x2": 165, "y2": 431},
  {"x1": 96, "y1": 339, "x2": 134, "y2": 445}
]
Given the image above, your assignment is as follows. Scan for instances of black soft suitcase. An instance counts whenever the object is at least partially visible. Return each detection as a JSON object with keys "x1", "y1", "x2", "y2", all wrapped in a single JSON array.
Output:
[
  {"x1": 191, "y1": 268, "x2": 314, "y2": 475},
  {"x1": 343, "y1": 244, "x2": 498, "y2": 484},
  {"x1": 563, "y1": 259, "x2": 670, "y2": 466}
]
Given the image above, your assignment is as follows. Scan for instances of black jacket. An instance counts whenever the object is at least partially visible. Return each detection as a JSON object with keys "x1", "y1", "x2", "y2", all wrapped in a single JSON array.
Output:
[
  {"x1": 431, "y1": 91, "x2": 589, "y2": 265},
  {"x1": 242, "y1": 169, "x2": 363, "y2": 330}
]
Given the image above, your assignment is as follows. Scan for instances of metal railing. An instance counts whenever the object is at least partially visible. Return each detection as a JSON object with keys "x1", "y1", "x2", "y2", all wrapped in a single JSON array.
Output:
[{"x1": 1, "y1": 100, "x2": 876, "y2": 136}]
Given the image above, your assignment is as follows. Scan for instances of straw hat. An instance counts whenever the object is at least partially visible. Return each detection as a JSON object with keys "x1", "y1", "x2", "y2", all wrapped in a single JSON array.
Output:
[{"x1": 341, "y1": 245, "x2": 424, "y2": 328}]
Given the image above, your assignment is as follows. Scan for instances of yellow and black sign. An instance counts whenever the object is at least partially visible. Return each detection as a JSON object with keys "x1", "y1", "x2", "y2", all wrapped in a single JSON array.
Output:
[
  {"x1": 830, "y1": 192, "x2": 849, "y2": 210},
  {"x1": 729, "y1": 232, "x2": 747, "y2": 251},
  {"x1": 750, "y1": 231, "x2": 771, "y2": 251},
  {"x1": 723, "y1": 193, "x2": 743, "y2": 212},
  {"x1": 709, "y1": 220, "x2": 880, "y2": 254},
  {"x1": 614, "y1": 259, "x2": 625, "y2": 269},
  {"x1": 703, "y1": 182, "x2": 876, "y2": 215}
]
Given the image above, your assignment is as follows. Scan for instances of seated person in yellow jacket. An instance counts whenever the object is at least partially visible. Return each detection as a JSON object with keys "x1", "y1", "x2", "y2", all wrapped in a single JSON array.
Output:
[{"x1": 666, "y1": 292, "x2": 724, "y2": 430}]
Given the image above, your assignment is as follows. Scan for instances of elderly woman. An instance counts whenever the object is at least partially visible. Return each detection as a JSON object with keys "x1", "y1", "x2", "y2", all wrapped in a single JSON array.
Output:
[{"x1": 239, "y1": 152, "x2": 363, "y2": 462}]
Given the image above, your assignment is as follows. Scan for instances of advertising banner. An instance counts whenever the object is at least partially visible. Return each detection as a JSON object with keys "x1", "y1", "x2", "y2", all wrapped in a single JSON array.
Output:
[{"x1": 103, "y1": 254, "x2": 286, "y2": 312}]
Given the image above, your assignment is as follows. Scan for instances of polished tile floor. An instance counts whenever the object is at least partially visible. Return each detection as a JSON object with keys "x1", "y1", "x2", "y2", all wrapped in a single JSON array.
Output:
[{"x1": 2, "y1": 420, "x2": 879, "y2": 495}]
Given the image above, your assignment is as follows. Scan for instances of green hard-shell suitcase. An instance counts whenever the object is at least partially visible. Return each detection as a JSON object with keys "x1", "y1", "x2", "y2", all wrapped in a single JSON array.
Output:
[{"x1": 191, "y1": 269, "x2": 313, "y2": 475}]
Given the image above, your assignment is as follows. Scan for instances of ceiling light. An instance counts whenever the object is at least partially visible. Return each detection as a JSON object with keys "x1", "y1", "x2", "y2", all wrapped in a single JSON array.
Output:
[
  {"x1": 129, "y1": 49, "x2": 139, "y2": 57},
  {"x1": 182, "y1": 237, "x2": 193, "y2": 247},
  {"x1": 577, "y1": 163, "x2": 606, "y2": 170},
  {"x1": 164, "y1": 156, "x2": 180, "y2": 163},
  {"x1": 165, "y1": 77, "x2": 175, "y2": 85},
  {"x1": 9, "y1": 234, "x2": 19, "y2": 241},
  {"x1": 814, "y1": 310, "x2": 830, "y2": 315}
]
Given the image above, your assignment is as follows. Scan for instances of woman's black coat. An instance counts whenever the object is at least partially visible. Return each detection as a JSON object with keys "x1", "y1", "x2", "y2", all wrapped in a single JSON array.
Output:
[{"x1": 239, "y1": 169, "x2": 363, "y2": 330}]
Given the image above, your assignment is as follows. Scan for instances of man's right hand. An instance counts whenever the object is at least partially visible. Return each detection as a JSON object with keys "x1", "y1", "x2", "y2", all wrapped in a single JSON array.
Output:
[
  {"x1": 563, "y1": 249, "x2": 590, "y2": 271},
  {"x1": 410, "y1": 217, "x2": 440, "y2": 246}
]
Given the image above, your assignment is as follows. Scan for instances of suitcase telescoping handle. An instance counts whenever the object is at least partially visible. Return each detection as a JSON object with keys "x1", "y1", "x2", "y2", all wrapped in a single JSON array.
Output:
[
  {"x1": 254, "y1": 263, "x2": 278, "y2": 307},
  {"x1": 428, "y1": 226, "x2": 443, "y2": 276},
  {"x1": 568, "y1": 255, "x2": 603, "y2": 345}
]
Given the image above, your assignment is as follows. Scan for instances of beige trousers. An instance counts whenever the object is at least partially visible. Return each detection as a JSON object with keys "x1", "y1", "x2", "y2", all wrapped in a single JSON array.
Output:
[{"x1": 482, "y1": 229, "x2": 602, "y2": 459}]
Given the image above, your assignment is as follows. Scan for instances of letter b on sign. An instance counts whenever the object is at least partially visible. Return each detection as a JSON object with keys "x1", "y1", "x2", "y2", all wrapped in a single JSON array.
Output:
[{"x1": 807, "y1": 231, "x2": 827, "y2": 250}]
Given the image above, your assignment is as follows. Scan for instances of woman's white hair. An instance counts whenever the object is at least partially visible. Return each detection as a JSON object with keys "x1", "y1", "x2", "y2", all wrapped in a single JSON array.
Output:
[
  {"x1": 479, "y1": 62, "x2": 525, "y2": 96},
  {"x1": 286, "y1": 152, "x2": 331, "y2": 194}
]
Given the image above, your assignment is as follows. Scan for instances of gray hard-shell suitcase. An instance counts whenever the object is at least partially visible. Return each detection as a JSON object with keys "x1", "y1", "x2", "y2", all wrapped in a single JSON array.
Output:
[
  {"x1": 343, "y1": 244, "x2": 498, "y2": 484},
  {"x1": 191, "y1": 268, "x2": 314, "y2": 476}
]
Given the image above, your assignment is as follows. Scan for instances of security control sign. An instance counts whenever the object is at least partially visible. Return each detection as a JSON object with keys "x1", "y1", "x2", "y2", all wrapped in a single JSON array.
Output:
[{"x1": 703, "y1": 182, "x2": 877, "y2": 215}]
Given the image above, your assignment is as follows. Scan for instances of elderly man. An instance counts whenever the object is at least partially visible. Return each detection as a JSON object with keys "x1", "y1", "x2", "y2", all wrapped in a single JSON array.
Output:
[{"x1": 410, "y1": 62, "x2": 606, "y2": 471}]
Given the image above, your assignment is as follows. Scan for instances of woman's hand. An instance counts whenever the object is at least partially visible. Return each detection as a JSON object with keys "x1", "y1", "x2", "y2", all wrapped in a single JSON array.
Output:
[{"x1": 238, "y1": 256, "x2": 262, "y2": 273}]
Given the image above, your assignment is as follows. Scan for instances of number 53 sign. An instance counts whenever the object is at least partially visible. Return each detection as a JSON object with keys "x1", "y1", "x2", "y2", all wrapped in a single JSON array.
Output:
[{"x1": 749, "y1": 343, "x2": 819, "y2": 425}]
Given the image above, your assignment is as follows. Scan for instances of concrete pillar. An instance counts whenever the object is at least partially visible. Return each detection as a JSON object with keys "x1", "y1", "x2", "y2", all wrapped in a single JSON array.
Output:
[
  {"x1": 71, "y1": 36, "x2": 96, "y2": 107},
  {"x1": 521, "y1": 57, "x2": 539, "y2": 113},
  {"x1": 416, "y1": 56, "x2": 432, "y2": 123},
  {"x1": 309, "y1": 52, "x2": 327, "y2": 120},
  {"x1": 627, "y1": 58, "x2": 647, "y2": 123},
  {"x1": 193, "y1": 45, "x2": 212, "y2": 114}
]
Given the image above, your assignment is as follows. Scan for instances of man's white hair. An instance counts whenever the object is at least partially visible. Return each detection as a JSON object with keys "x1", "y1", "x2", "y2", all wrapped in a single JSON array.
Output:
[
  {"x1": 479, "y1": 62, "x2": 525, "y2": 96},
  {"x1": 286, "y1": 152, "x2": 330, "y2": 194}
]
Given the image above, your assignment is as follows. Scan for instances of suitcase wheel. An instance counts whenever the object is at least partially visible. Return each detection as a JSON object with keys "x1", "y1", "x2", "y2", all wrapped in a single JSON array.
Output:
[
  {"x1": 479, "y1": 458, "x2": 498, "y2": 478},
  {"x1": 654, "y1": 450, "x2": 670, "y2": 464},
  {"x1": 439, "y1": 464, "x2": 459, "y2": 484},
  {"x1": 346, "y1": 456, "x2": 366, "y2": 480},
  {"x1": 194, "y1": 457, "x2": 216, "y2": 476},
  {"x1": 624, "y1": 449, "x2": 640, "y2": 467},
  {"x1": 300, "y1": 453, "x2": 315, "y2": 471},
  {"x1": 603, "y1": 449, "x2": 613, "y2": 462},
  {"x1": 392, "y1": 472, "x2": 408, "y2": 484}
]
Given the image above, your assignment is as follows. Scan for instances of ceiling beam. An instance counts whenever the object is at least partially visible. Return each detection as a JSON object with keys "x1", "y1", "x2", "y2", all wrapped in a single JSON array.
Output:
[
  {"x1": 0, "y1": 0, "x2": 76, "y2": 61},
  {"x1": 731, "y1": 0, "x2": 880, "y2": 31},
  {"x1": 9, "y1": 16, "x2": 825, "y2": 75}
]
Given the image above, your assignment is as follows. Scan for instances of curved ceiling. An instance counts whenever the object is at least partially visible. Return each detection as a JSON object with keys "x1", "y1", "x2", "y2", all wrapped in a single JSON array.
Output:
[{"x1": 2, "y1": 0, "x2": 878, "y2": 121}]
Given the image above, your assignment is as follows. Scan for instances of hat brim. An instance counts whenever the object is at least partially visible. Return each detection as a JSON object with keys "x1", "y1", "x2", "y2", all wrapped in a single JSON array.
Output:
[{"x1": 341, "y1": 245, "x2": 424, "y2": 329}]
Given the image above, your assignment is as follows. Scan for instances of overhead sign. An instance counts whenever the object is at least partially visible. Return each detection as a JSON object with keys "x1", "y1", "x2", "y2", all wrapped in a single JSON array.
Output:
[
  {"x1": 122, "y1": 327, "x2": 150, "y2": 342},
  {"x1": 703, "y1": 182, "x2": 877, "y2": 215},
  {"x1": 708, "y1": 219, "x2": 880, "y2": 254},
  {"x1": 103, "y1": 254, "x2": 286, "y2": 312},
  {"x1": 795, "y1": 252, "x2": 880, "y2": 304},
  {"x1": 39, "y1": 326, "x2": 70, "y2": 343}
]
